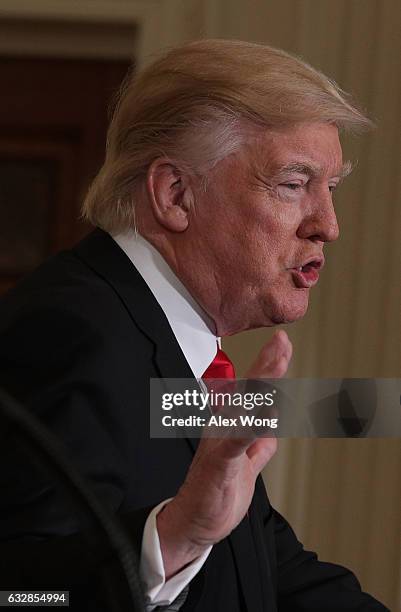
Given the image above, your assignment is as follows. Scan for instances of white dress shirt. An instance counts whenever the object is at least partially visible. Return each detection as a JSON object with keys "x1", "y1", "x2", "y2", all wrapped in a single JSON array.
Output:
[{"x1": 112, "y1": 231, "x2": 217, "y2": 610}]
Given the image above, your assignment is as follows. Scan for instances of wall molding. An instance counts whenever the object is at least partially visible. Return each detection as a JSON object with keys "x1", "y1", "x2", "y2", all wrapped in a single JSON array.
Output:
[{"x1": 0, "y1": 0, "x2": 211, "y2": 65}]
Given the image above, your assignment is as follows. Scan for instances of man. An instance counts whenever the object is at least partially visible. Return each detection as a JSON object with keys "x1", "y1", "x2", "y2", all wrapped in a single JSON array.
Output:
[{"x1": 0, "y1": 40, "x2": 387, "y2": 610}]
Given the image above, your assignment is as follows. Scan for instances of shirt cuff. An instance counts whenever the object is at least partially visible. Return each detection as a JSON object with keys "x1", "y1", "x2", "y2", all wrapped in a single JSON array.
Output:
[{"x1": 140, "y1": 499, "x2": 212, "y2": 609}]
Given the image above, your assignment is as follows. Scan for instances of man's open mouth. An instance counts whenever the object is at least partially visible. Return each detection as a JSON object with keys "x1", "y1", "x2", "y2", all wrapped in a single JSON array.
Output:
[{"x1": 290, "y1": 258, "x2": 324, "y2": 288}]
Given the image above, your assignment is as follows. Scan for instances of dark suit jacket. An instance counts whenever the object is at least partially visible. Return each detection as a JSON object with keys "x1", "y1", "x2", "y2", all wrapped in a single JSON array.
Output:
[{"x1": 0, "y1": 229, "x2": 388, "y2": 611}]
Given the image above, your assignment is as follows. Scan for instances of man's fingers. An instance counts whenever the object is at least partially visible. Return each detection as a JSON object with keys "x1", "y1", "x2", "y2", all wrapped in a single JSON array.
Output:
[
  {"x1": 216, "y1": 435, "x2": 257, "y2": 460},
  {"x1": 259, "y1": 330, "x2": 291, "y2": 367},
  {"x1": 247, "y1": 438, "x2": 277, "y2": 473},
  {"x1": 197, "y1": 331, "x2": 290, "y2": 466},
  {"x1": 267, "y1": 354, "x2": 289, "y2": 378},
  {"x1": 246, "y1": 330, "x2": 292, "y2": 379},
  {"x1": 283, "y1": 334, "x2": 293, "y2": 361}
]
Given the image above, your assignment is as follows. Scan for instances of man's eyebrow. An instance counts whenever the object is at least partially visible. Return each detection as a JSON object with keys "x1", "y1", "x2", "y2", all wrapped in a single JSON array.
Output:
[{"x1": 272, "y1": 160, "x2": 353, "y2": 181}]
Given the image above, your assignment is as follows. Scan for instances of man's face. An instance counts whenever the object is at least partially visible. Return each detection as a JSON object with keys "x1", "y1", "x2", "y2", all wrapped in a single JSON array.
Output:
[{"x1": 180, "y1": 122, "x2": 346, "y2": 335}]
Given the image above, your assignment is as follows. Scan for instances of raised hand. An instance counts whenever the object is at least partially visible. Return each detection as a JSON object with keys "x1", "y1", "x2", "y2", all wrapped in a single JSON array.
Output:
[{"x1": 157, "y1": 330, "x2": 293, "y2": 578}]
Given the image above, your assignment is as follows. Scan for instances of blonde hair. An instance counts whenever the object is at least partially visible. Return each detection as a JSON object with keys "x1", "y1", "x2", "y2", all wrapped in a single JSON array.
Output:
[{"x1": 82, "y1": 39, "x2": 372, "y2": 233}]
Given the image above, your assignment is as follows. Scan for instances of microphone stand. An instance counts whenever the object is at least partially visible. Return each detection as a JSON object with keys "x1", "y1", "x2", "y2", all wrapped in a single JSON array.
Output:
[{"x1": 0, "y1": 387, "x2": 145, "y2": 612}]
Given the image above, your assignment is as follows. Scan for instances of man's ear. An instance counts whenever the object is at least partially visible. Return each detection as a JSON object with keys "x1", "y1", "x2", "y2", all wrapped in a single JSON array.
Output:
[{"x1": 146, "y1": 158, "x2": 193, "y2": 232}]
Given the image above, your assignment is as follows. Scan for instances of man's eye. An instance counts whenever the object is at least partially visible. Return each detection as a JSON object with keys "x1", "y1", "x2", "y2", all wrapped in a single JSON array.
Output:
[
  {"x1": 282, "y1": 183, "x2": 302, "y2": 191},
  {"x1": 328, "y1": 184, "x2": 337, "y2": 193}
]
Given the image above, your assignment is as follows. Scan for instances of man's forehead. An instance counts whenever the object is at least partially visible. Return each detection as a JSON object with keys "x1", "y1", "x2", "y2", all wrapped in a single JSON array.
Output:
[
  {"x1": 271, "y1": 160, "x2": 352, "y2": 180},
  {"x1": 246, "y1": 122, "x2": 345, "y2": 177}
]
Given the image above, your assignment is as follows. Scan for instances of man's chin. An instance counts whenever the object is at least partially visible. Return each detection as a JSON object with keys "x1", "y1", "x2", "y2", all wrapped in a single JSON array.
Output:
[
  {"x1": 269, "y1": 293, "x2": 309, "y2": 325},
  {"x1": 221, "y1": 292, "x2": 309, "y2": 334}
]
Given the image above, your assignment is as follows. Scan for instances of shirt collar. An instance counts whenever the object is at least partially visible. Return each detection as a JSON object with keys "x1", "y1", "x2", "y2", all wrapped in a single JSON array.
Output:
[{"x1": 112, "y1": 231, "x2": 219, "y2": 378}]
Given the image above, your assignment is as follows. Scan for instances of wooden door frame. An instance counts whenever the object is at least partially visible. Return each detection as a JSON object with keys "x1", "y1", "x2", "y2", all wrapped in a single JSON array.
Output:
[{"x1": 0, "y1": 0, "x2": 211, "y2": 67}]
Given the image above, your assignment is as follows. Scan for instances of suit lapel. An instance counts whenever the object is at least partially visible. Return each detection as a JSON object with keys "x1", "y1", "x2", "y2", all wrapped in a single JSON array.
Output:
[
  {"x1": 74, "y1": 229, "x2": 199, "y2": 454},
  {"x1": 74, "y1": 229, "x2": 193, "y2": 378}
]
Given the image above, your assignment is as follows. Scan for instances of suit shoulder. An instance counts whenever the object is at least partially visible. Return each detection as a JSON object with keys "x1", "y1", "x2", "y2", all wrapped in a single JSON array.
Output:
[
  {"x1": 1, "y1": 248, "x2": 111, "y2": 311},
  {"x1": 0, "y1": 241, "x2": 139, "y2": 343},
  {"x1": 0, "y1": 247, "x2": 149, "y2": 371}
]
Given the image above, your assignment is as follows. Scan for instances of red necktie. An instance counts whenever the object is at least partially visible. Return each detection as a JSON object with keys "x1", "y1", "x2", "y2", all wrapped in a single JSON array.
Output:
[
  {"x1": 202, "y1": 347, "x2": 248, "y2": 517},
  {"x1": 202, "y1": 347, "x2": 236, "y2": 380}
]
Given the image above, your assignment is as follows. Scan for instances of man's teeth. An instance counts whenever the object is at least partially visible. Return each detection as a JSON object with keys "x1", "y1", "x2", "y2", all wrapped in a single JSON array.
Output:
[{"x1": 298, "y1": 266, "x2": 303, "y2": 271}]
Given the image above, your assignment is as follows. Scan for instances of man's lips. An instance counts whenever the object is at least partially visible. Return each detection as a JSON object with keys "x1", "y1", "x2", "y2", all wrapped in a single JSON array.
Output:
[{"x1": 289, "y1": 257, "x2": 324, "y2": 289}]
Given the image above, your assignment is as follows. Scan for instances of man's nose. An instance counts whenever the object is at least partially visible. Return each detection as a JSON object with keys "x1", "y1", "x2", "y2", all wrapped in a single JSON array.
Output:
[{"x1": 297, "y1": 195, "x2": 339, "y2": 243}]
